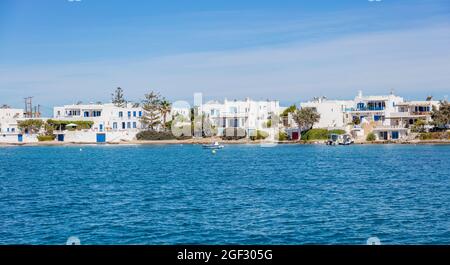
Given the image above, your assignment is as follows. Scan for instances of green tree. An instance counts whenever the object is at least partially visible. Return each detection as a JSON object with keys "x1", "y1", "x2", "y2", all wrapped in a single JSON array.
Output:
[
  {"x1": 112, "y1": 87, "x2": 127, "y2": 107},
  {"x1": 17, "y1": 119, "x2": 44, "y2": 134},
  {"x1": 141, "y1": 91, "x2": 162, "y2": 131},
  {"x1": 159, "y1": 99, "x2": 172, "y2": 131},
  {"x1": 292, "y1": 107, "x2": 321, "y2": 140},
  {"x1": 281, "y1": 104, "x2": 297, "y2": 117},
  {"x1": 431, "y1": 101, "x2": 450, "y2": 129},
  {"x1": 366, "y1": 132, "x2": 376, "y2": 141},
  {"x1": 411, "y1": 119, "x2": 427, "y2": 133}
]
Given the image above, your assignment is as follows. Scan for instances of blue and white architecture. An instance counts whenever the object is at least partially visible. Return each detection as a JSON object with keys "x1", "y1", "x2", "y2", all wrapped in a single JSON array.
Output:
[
  {"x1": 53, "y1": 103, "x2": 143, "y2": 132},
  {"x1": 201, "y1": 98, "x2": 281, "y2": 138}
]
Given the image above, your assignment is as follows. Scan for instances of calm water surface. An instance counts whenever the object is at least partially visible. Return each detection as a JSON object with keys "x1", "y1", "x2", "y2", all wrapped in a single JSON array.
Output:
[{"x1": 0, "y1": 144, "x2": 449, "y2": 244}]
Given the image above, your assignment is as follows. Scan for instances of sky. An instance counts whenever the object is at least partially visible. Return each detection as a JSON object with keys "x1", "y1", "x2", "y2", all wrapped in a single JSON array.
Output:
[{"x1": 0, "y1": 0, "x2": 449, "y2": 112}]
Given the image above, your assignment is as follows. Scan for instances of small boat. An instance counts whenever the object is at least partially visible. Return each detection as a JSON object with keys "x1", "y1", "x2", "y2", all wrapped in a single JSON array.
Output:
[
  {"x1": 326, "y1": 134, "x2": 340, "y2": 145},
  {"x1": 327, "y1": 133, "x2": 354, "y2": 146},
  {"x1": 339, "y1": 134, "x2": 354, "y2": 145},
  {"x1": 202, "y1": 141, "x2": 224, "y2": 149}
]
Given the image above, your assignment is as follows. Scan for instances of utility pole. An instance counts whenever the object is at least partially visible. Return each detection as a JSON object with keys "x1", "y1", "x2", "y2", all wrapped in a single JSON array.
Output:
[{"x1": 24, "y1": 97, "x2": 33, "y2": 118}]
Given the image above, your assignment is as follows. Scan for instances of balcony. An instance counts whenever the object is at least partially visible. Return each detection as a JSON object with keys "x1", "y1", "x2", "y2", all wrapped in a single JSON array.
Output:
[
  {"x1": 217, "y1": 112, "x2": 249, "y2": 118},
  {"x1": 356, "y1": 106, "x2": 385, "y2": 111}
]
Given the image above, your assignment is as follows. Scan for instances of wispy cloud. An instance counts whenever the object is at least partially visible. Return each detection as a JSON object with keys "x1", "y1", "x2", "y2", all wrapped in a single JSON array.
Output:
[{"x1": 1, "y1": 22, "x2": 449, "y2": 107}]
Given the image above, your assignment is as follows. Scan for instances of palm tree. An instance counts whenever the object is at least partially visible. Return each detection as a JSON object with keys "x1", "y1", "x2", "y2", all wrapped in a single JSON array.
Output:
[
  {"x1": 160, "y1": 99, "x2": 172, "y2": 131},
  {"x1": 292, "y1": 107, "x2": 320, "y2": 140}
]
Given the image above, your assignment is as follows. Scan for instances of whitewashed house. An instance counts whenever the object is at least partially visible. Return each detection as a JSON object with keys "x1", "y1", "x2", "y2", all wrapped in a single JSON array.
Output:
[
  {"x1": 388, "y1": 100, "x2": 440, "y2": 128},
  {"x1": 53, "y1": 103, "x2": 143, "y2": 142},
  {"x1": 201, "y1": 98, "x2": 281, "y2": 138},
  {"x1": 345, "y1": 91, "x2": 404, "y2": 126},
  {"x1": 53, "y1": 103, "x2": 143, "y2": 131},
  {"x1": 300, "y1": 97, "x2": 354, "y2": 129},
  {"x1": 0, "y1": 107, "x2": 23, "y2": 143}
]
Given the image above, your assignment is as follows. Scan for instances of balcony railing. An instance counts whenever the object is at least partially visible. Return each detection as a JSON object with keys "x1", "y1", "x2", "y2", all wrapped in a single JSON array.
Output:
[{"x1": 356, "y1": 106, "x2": 385, "y2": 111}]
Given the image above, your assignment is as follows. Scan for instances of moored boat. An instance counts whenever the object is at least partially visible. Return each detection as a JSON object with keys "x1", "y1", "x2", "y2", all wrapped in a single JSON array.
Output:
[{"x1": 202, "y1": 141, "x2": 224, "y2": 149}]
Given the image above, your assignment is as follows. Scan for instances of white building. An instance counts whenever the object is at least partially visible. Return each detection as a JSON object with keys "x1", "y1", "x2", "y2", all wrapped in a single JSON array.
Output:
[
  {"x1": 300, "y1": 97, "x2": 354, "y2": 129},
  {"x1": 0, "y1": 107, "x2": 23, "y2": 134},
  {"x1": 299, "y1": 91, "x2": 436, "y2": 141},
  {"x1": 0, "y1": 107, "x2": 24, "y2": 143},
  {"x1": 201, "y1": 98, "x2": 281, "y2": 137},
  {"x1": 52, "y1": 103, "x2": 144, "y2": 142},
  {"x1": 345, "y1": 91, "x2": 404, "y2": 126},
  {"x1": 388, "y1": 100, "x2": 440, "y2": 128},
  {"x1": 53, "y1": 103, "x2": 143, "y2": 132}
]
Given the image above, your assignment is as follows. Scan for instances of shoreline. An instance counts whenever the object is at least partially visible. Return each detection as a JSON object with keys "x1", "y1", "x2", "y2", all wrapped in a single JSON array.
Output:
[{"x1": 1, "y1": 139, "x2": 450, "y2": 147}]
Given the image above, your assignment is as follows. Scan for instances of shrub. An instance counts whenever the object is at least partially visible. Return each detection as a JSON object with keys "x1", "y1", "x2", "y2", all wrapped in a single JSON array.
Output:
[
  {"x1": 411, "y1": 119, "x2": 427, "y2": 133},
  {"x1": 301, "y1": 129, "x2": 328, "y2": 140},
  {"x1": 328, "y1": 129, "x2": 346, "y2": 135},
  {"x1": 300, "y1": 129, "x2": 347, "y2": 141},
  {"x1": 352, "y1": 116, "x2": 361, "y2": 125},
  {"x1": 366, "y1": 132, "x2": 376, "y2": 141},
  {"x1": 250, "y1": 130, "x2": 269, "y2": 140},
  {"x1": 277, "y1": 131, "x2": 288, "y2": 141},
  {"x1": 37, "y1": 135, "x2": 56, "y2": 141},
  {"x1": 418, "y1": 132, "x2": 449, "y2": 140},
  {"x1": 136, "y1": 130, "x2": 190, "y2": 140},
  {"x1": 46, "y1": 119, "x2": 94, "y2": 130}
]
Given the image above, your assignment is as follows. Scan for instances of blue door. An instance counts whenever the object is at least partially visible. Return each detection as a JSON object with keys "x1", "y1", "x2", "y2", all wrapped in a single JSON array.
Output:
[
  {"x1": 96, "y1": 133, "x2": 106, "y2": 143},
  {"x1": 57, "y1": 134, "x2": 64, "y2": 142},
  {"x1": 18, "y1": 134, "x2": 23, "y2": 142},
  {"x1": 392, "y1": 131, "x2": 399, "y2": 139}
]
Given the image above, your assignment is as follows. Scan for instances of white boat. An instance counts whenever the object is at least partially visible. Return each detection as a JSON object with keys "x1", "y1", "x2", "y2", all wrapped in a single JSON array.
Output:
[
  {"x1": 326, "y1": 133, "x2": 354, "y2": 145},
  {"x1": 202, "y1": 141, "x2": 224, "y2": 149}
]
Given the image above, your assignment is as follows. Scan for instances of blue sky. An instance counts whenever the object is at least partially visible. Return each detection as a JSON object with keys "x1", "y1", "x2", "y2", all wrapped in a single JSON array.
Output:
[{"x1": 0, "y1": 0, "x2": 449, "y2": 111}]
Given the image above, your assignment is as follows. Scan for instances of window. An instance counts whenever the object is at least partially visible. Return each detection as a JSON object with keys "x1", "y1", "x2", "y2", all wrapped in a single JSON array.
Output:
[
  {"x1": 133, "y1": 111, "x2": 136, "y2": 117},
  {"x1": 93, "y1": 111, "x2": 101, "y2": 117},
  {"x1": 128, "y1": 111, "x2": 131, "y2": 117},
  {"x1": 139, "y1": 111, "x2": 142, "y2": 117},
  {"x1": 357, "y1": 103, "x2": 365, "y2": 110},
  {"x1": 119, "y1": 111, "x2": 123, "y2": 117},
  {"x1": 84, "y1": 111, "x2": 89, "y2": 117},
  {"x1": 122, "y1": 122, "x2": 126, "y2": 129},
  {"x1": 127, "y1": 122, "x2": 131, "y2": 128},
  {"x1": 392, "y1": 131, "x2": 399, "y2": 139},
  {"x1": 132, "y1": 122, "x2": 137, "y2": 128},
  {"x1": 11, "y1": 128, "x2": 15, "y2": 132},
  {"x1": 113, "y1": 122, "x2": 117, "y2": 129}
]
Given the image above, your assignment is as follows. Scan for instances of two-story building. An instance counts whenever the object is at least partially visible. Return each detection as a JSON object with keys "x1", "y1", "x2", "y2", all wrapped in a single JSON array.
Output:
[
  {"x1": 300, "y1": 97, "x2": 354, "y2": 129},
  {"x1": 53, "y1": 103, "x2": 143, "y2": 132},
  {"x1": 201, "y1": 98, "x2": 281, "y2": 138},
  {"x1": 0, "y1": 107, "x2": 23, "y2": 134},
  {"x1": 388, "y1": 100, "x2": 440, "y2": 128},
  {"x1": 345, "y1": 91, "x2": 404, "y2": 126}
]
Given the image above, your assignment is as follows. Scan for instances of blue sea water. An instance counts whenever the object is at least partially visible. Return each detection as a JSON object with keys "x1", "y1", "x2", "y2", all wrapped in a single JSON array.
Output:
[{"x1": 0, "y1": 144, "x2": 449, "y2": 245}]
